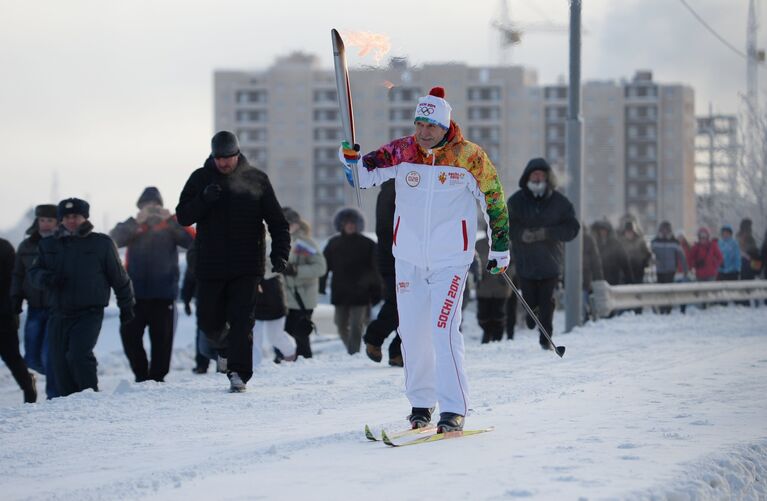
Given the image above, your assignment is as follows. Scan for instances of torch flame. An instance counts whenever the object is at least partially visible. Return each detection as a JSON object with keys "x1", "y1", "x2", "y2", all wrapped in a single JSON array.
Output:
[{"x1": 341, "y1": 31, "x2": 392, "y2": 64}]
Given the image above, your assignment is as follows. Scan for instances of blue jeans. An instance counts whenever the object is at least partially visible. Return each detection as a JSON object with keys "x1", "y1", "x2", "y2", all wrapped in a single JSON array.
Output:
[{"x1": 24, "y1": 308, "x2": 58, "y2": 399}]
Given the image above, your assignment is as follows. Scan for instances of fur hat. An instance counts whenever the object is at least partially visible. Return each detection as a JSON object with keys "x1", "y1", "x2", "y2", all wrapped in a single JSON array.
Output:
[
  {"x1": 35, "y1": 204, "x2": 57, "y2": 219},
  {"x1": 414, "y1": 87, "x2": 452, "y2": 130},
  {"x1": 57, "y1": 198, "x2": 90, "y2": 220}
]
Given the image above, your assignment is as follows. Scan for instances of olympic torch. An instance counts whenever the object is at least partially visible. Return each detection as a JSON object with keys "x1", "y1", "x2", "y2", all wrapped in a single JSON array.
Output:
[{"x1": 331, "y1": 29, "x2": 362, "y2": 207}]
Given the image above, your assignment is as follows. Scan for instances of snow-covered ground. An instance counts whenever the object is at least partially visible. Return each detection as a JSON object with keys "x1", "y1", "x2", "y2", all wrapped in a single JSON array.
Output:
[{"x1": 1, "y1": 303, "x2": 766, "y2": 500}]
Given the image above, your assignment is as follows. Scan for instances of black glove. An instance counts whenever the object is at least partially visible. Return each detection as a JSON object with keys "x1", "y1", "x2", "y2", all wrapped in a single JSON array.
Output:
[
  {"x1": 202, "y1": 184, "x2": 223, "y2": 204},
  {"x1": 184, "y1": 302, "x2": 192, "y2": 316},
  {"x1": 521, "y1": 228, "x2": 548, "y2": 244},
  {"x1": 119, "y1": 307, "x2": 135, "y2": 325},
  {"x1": 271, "y1": 256, "x2": 288, "y2": 274},
  {"x1": 283, "y1": 262, "x2": 298, "y2": 276}
]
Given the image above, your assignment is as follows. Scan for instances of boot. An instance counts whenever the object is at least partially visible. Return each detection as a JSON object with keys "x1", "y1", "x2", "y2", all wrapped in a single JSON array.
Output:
[
  {"x1": 227, "y1": 371, "x2": 246, "y2": 393},
  {"x1": 23, "y1": 373, "x2": 37, "y2": 404},
  {"x1": 437, "y1": 412, "x2": 465, "y2": 433},
  {"x1": 388, "y1": 355, "x2": 403, "y2": 367},
  {"x1": 365, "y1": 343, "x2": 382, "y2": 363},
  {"x1": 408, "y1": 407, "x2": 433, "y2": 429}
]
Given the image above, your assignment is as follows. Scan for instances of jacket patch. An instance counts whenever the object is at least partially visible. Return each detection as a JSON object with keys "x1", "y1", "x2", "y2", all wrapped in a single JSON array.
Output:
[
  {"x1": 438, "y1": 172, "x2": 447, "y2": 184},
  {"x1": 396, "y1": 281, "x2": 410, "y2": 293},
  {"x1": 406, "y1": 171, "x2": 421, "y2": 187}
]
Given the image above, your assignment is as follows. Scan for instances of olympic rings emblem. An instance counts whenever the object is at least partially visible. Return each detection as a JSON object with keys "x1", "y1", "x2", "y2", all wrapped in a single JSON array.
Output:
[{"x1": 418, "y1": 106, "x2": 434, "y2": 115}]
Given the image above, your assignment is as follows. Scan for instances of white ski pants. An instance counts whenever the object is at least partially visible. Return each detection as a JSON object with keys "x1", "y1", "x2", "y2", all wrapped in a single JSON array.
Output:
[
  {"x1": 252, "y1": 319, "x2": 297, "y2": 368},
  {"x1": 395, "y1": 260, "x2": 470, "y2": 416}
]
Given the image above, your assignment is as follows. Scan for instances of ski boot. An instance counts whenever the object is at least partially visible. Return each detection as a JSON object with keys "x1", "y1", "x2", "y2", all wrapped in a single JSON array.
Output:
[
  {"x1": 408, "y1": 407, "x2": 433, "y2": 429},
  {"x1": 437, "y1": 412, "x2": 465, "y2": 433}
]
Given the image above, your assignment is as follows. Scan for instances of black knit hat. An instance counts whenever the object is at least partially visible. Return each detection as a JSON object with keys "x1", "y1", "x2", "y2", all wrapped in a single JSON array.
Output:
[
  {"x1": 211, "y1": 131, "x2": 240, "y2": 158},
  {"x1": 136, "y1": 187, "x2": 163, "y2": 208},
  {"x1": 57, "y1": 198, "x2": 90, "y2": 220},
  {"x1": 282, "y1": 207, "x2": 301, "y2": 225},
  {"x1": 35, "y1": 204, "x2": 57, "y2": 219}
]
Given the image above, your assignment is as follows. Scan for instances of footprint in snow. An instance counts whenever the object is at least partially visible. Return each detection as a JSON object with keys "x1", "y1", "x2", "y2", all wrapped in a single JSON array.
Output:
[
  {"x1": 617, "y1": 443, "x2": 638, "y2": 449},
  {"x1": 690, "y1": 419, "x2": 713, "y2": 426},
  {"x1": 504, "y1": 489, "x2": 533, "y2": 497},
  {"x1": 620, "y1": 455, "x2": 640, "y2": 460}
]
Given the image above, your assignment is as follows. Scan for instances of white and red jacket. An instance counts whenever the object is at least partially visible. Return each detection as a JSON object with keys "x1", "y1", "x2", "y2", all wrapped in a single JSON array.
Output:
[{"x1": 350, "y1": 122, "x2": 509, "y2": 270}]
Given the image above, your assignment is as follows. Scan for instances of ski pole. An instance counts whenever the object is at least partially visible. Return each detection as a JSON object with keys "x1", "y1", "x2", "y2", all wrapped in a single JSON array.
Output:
[{"x1": 488, "y1": 260, "x2": 566, "y2": 358}]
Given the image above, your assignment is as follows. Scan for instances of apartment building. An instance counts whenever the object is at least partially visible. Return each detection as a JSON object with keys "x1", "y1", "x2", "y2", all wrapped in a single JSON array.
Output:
[{"x1": 543, "y1": 71, "x2": 696, "y2": 235}]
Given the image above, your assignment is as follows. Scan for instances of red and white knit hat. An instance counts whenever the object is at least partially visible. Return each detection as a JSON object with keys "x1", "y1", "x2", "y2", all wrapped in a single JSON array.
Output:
[{"x1": 414, "y1": 86, "x2": 452, "y2": 130}]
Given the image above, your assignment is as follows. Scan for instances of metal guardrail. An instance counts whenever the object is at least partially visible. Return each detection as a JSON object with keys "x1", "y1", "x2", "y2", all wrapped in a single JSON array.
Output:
[{"x1": 591, "y1": 279, "x2": 767, "y2": 318}]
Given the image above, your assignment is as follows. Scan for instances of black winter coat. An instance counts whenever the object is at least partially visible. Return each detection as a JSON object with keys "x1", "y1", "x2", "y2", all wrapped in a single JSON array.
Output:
[
  {"x1": 176, "y1": 155, "x2": 290, "y2": 281},
  {"x1": 592, "y1": 222, "x2": 633, "y2": 286},
  {"x1": 582, "y1": 230, "x2": 603, "y2": 291},
  {"x1": 110, "y1": 216, "x2": 193, "y2": 299},
  {"x1": 508, "y1": 163, "x2": 580, "y2": 280},
  {"x1": 0, "y1": 238, "x2": 16, "y2": 319},
  {"x1": 376, "y1": 180, "x2": 396, "y2": 277},
  {"x1": 321, "y1": 233, "x2": 381, "y2": 306},
  {"x1": 10, "y1": 232, "x2": 49, "y2": 310},
  {"x1": 29, "y1": 222, "x2": 134, "y2": 314}
]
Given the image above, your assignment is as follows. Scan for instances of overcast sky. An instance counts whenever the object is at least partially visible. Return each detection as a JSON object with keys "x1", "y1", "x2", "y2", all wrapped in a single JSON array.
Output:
[{"x1": 0, "y1": 0, "x2": 762, "y2": 233}]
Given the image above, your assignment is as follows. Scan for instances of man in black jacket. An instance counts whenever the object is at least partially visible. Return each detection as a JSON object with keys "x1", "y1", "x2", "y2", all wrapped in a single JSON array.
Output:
[
  {"x1": 29, "y1": 198, "x2": 135, "y2": 396},
  {"x1": 320, "y1": 208, "x2": 380, "y2": 356},
  {"x1": 362, "y1": 179, "x2": 403, "y2": 366},
  {"x1": 1, "y1": 237, "x2": 37, "y2": 403},
  {"x1": 10, "y1": 204, "x2": 58, "y2": 398},
  {"x1": 508, "y1": 158, "x2": 580, "y2": 349},
  {"x1": 176, "y1": 131, "x2": 290, "y2": 392},
  {"x1": 111, "y1": 187, "x2": 194, "y2": 383}
]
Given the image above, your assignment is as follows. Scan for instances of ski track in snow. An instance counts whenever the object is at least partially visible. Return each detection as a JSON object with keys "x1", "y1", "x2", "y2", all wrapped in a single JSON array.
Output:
[{"x1": 1, "y1": 304, "x2": 766, "y2": 500}]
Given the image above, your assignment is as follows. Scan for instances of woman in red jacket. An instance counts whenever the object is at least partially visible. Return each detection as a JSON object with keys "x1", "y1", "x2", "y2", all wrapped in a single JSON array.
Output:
[{"x1": 688, "y1": 227, "x2": 723, "y2": 281}]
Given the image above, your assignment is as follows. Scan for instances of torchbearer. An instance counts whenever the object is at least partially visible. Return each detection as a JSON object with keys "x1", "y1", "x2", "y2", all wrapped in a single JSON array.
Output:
[{"x1": 338, "y1": 86, "x2": 510, "y2": 433}]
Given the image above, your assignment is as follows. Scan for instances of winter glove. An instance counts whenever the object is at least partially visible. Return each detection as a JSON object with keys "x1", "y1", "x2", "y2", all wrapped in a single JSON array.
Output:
[
  {"x1": 487, "y1": 250, "x2": 511, "y2": 275},
  {"x1": 202, "y1": 184, "x2": 223, "y2": 204},
  {"x1": 119, "y1": 307, "x2": 135, "y2": 325},
  {"x1": 184, "y1": 301, "x2": 192, "y2": 316},
  {"x1": 271, "y1": 256, "x2": 288, "y2": 274},
  {"x1": 283, "y1": 262, "x2": 298, "y2": 276},
  {"x1": 338, "y1": 141, "x2": 361, "y2": 187},
  {"x1": 521, "y1": 228, "x2": 548, "y2": 244}
]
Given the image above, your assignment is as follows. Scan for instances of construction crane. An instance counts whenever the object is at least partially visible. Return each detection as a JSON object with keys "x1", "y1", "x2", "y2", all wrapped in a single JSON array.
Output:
[{"x1": 491, "y1": 0, "x2": 569, "y2": 65}]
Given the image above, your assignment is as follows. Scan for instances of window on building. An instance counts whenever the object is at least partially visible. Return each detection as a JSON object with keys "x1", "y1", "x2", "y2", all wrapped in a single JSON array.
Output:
[
  {"x1": 388, "y1": 87, "x2": 421, "y2": 102},
  {"x1": 313, "y1": 109, "x2": 339, "y2": 122},
  {"x1": 236, "y1": 110, "x2": 267, "y2": 123},
  {"x1": 628, "y1": 164, "x2": 639, "y2": 179},
  {"x1": 236, "y1": 90, "x2": 268, "y2": 103},
  {"x1": 313, "y1": 89, "x2": 337, "y2": 102},
  {"x1": 467, "y1": 87, "x2": 501, "y2": 101},
  {"x1": 468, "y1": 107, "x2": 501, "y2": 120},
  {"x1": 389, "y1": 108, "x2": 412, "y2": 121}
]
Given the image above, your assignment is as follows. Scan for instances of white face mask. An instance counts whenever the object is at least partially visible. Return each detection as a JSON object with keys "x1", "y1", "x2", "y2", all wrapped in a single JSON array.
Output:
[{"x1": 527, "y1": 181, "x2": 547, "y2": 197}]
